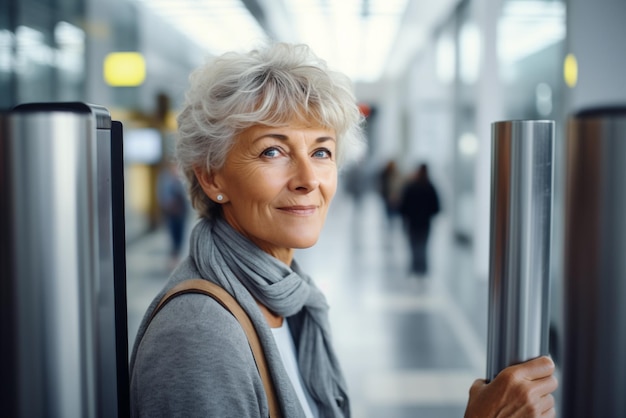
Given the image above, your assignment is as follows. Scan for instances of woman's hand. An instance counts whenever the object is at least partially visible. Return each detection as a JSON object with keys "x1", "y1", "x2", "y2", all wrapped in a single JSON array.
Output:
[{"x1": 464, "y1": 356, "x2": 558, "y2": 418}]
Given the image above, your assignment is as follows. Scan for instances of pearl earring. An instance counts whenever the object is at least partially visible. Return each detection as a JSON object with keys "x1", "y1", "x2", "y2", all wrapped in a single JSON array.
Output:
[{"x1": 216, "y1": 194, "x2": 224, "y2": 201}]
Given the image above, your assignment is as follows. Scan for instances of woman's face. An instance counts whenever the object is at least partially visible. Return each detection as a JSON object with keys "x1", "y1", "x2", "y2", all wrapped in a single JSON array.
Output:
[{"x1": 210, "y1": 120, "x2": 338, "y2": 262}]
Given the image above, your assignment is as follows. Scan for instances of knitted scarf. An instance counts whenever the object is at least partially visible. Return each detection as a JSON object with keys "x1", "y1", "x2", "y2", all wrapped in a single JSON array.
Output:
[{"x1": 189, "y1": 217, "x2": 349, "y2": 417}]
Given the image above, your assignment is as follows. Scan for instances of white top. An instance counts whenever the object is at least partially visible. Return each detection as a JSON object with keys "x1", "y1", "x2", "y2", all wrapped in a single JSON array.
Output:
[{"x1": 271, "y1": 321, "x2": 319, "y2": 418}]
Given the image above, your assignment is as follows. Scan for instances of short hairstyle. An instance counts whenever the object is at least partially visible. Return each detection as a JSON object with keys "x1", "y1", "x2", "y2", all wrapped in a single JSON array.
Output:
[{"x1": 176, "y1": 42, "x2": 366, "y2": 219}]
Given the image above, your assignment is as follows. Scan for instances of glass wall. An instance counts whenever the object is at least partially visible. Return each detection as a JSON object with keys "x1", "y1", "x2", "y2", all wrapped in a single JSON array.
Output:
[
  {"x1": 452, "y1": 0, "x2": 479, "y2": 247},
  {"x1": 0, "y1": 0, "x2": 86, "y2": 109},
  {"x1": 498, "y1": 0, "x2": 567, "y2": 120}
]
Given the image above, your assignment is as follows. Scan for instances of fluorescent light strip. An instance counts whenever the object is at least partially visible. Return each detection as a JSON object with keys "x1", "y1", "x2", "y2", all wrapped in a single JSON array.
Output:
[
  {"x1": 138, "y1": 0, "x2": 268, "y2": 55},
  {"x1": 135, "y1": 0, "x2": 409, "y2": 82}
]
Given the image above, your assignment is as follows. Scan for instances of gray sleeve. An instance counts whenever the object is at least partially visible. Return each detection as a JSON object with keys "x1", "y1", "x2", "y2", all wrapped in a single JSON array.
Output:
[{"x1": 130, "y1": 293, "x2": 269, "y2": 418}]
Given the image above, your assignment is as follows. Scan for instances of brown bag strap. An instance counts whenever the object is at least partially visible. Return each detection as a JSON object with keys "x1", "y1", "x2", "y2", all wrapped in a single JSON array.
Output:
[{"x1": 150, "y1": 278, "x2": 282, "y2": 418}]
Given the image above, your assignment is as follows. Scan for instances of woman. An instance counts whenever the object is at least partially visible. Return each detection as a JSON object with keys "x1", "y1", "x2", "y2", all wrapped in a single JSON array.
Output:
[{"x1": 129, "y1": 43, "x2": 557, "y2": 417}]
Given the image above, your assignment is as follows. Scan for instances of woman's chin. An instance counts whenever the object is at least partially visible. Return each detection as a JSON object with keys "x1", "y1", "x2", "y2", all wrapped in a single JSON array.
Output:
[{"x1": 288, "y1": 233, "x2": 321, "y2": 249}]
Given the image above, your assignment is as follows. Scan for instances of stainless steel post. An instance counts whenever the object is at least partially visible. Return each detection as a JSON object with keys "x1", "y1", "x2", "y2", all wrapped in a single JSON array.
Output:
[
  {"x1": 486, "y1": 120, "x2": 555, "y2": 381},
  {"x1": 562, "y1": 107, "x2": 626, "y2": 418},
  {"x1": 0, "y1": 105, "x2": 99, "y2": 418},
  {"x1": 0, "y1": 103, "x2": 128, "y2": 418}
]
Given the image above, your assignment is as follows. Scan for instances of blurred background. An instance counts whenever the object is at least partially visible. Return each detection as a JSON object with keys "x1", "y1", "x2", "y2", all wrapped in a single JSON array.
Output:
[{"x1": 2, "y1": 0, "x2": 625, "y2": 417}]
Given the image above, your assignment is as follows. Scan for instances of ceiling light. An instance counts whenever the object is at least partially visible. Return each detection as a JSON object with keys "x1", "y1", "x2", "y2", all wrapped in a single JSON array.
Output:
[
  {"x1": 134, "y1": 0, "x2": 409, "y2": 83},
  {"x1": 136, "y1": 0, "x2": 269, "y2": 55}
]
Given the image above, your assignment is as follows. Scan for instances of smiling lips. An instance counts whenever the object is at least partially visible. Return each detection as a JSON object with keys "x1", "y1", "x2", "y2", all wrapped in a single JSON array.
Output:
[{"x1": 277, "y1": 205, "x2": 317, "y2": 215}]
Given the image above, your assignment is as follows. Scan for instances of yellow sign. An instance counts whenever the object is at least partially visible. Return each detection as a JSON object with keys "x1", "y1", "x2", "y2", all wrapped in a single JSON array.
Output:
[
  {"x1": 104, "y1": 52, "x2": 146, "y2": 87},
  {"x1": 564, "y1": 53, "x2": 578, "y2": 88}
]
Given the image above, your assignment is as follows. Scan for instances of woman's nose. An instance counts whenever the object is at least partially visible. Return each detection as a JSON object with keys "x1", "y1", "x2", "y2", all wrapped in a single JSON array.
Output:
[{"x1": 289, "y1": 158, "x2": 320, "y2": 192}]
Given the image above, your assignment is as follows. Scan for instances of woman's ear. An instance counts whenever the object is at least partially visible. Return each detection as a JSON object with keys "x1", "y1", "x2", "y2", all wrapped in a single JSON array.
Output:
[{"x1": 193, "y1": 166, "x2": 229, "y2": 203}]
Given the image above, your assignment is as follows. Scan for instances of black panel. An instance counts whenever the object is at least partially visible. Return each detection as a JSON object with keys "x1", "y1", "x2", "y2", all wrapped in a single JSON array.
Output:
[{"x1": 111, "y1": 120, "x2": 130, "y2": 418}]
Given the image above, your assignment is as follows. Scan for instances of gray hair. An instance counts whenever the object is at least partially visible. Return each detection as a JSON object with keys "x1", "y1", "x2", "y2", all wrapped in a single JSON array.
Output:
[{"x1": 176, "y1": 42, "x2": 366, "y2": 219}]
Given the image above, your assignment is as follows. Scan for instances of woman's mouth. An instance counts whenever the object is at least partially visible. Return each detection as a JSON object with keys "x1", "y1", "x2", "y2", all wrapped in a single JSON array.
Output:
[{"x1": 277, "y1": 205, "x2": 317, "y2": 215}]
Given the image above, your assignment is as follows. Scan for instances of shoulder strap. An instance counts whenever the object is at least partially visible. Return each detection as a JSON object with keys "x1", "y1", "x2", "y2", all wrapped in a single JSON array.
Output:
[{"x1": 150, "y1": 278, "x2": 282, "y2": 418}]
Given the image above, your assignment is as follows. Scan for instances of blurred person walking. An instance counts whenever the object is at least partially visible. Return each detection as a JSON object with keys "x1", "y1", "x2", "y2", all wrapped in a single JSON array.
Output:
[
  {"x1": 377, "y1": 159, "x2": 402, "y2": 226},
  {"x1": 342, "y1": 161, "x2": 370, "y2": 246},
  {"x1": 157, "y1": 161, "x2": 189, "y2": 269},
  {"x1": 343, "y1": 161, "x2": 368, "y2": 208},
  {"x1": 377, "y1": 160, "x2": 403, "y2": 250},
  {"x1": 399, "y1": 163, "x2": 440, "y2": 279}
]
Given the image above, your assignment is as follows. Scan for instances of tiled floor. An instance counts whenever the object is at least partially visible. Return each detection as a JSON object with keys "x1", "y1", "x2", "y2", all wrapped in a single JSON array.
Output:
[{"x1": 126, "y1": 190, "x2": 488, "y2": 418}]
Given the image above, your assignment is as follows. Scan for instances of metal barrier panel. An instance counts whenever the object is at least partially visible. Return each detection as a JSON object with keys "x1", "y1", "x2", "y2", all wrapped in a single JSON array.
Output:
[
  {"x1": 111, "y1": 119, "x2": 130, "y2": 418},
  {"x1": 486, "y1": 120, "x2": 554, "y2": 381},
  {"x1": 562, "y1": 107, "x2": 626, "y2": 418},
  {"x1": 1, "y1": 106, "x2": 99, "y2": 417},
  {"x1": 0, "y1": 103, "x2": 128, "y2": 418},
  {"x1": 92, "y1": 104, "x2": 120, "y2": 418}
]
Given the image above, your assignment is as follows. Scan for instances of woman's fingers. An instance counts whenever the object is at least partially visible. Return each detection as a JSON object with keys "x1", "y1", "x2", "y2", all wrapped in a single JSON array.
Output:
[
  {"x1": 538, "y1": 393, "x2": 556, "y2": 417},
  {"x1": 464, "y1": 356, "x2": 559, "y2": 418},
  {"x1": 509, "y1": 356, "x2": 556, "y2": 381}
]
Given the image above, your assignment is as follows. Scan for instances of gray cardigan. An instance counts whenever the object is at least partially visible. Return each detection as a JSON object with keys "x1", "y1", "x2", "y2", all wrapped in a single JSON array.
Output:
[{"x1": 129, "y1": 259, "x2": 307, "y2": 417}]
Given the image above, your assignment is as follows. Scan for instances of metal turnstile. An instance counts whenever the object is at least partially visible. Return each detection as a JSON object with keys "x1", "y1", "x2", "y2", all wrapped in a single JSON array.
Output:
[
  {"x1": 562, "y1": 107, "x2": 626, "y2": 418},
  {"x1": 0, "y1": 103, "x2": 129, "y2": 418},
  {"x1": 486, "y1": 120, "x2": 555, "y2": 381}
]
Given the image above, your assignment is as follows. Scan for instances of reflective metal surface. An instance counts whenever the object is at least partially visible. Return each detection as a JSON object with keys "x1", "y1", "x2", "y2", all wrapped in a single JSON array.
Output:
[
  {"x1": 562, "y1": 108, "x2": 626, "y2": 418},
  {"x1": 0, "y1": 103, "x2": 127, "y2": 418},
  {"x1": 1, "y1": 109, "x2": 99, "y2": 417},
  {"x1": 486, "y1": 120, "x2": 554, "y2": 381}
]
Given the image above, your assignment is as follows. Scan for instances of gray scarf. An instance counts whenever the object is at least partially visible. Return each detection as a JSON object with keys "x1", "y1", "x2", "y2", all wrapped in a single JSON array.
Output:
[{"x1": 190, "y1": 217, "x2": 349, "y2": 417}]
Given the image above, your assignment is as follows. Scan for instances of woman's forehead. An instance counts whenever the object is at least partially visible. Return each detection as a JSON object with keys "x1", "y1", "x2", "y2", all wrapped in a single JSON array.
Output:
[
  {"x1": 238, "y1": 122, "x2": 336, "y2": 141},
  {"x1": 241, "y1": 117, "x2": 334, "y2": 134}
]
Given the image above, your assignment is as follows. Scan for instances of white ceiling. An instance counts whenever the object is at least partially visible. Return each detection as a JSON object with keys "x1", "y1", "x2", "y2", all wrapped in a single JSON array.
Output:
[{"x1": 135, "y1": 0, "x2": 460, "y2": 83}]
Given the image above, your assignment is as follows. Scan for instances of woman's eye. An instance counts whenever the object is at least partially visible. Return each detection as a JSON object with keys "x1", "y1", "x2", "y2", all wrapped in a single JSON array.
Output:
[
  {"x1": 261, "y1": 147, "x2": 281, "y2": 158},
  {"x1": 313, "y1": 148, "x2": 332, "y2": 159}
]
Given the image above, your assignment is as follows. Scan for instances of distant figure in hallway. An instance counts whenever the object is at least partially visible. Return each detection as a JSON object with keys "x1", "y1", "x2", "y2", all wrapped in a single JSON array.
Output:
[
  {"x1": 343, "y1": 160, "x2": 369, "y2": 211},
  {"x1": 399, "y1": 163, "x2": 440, "y2": 278},
  {"x1": 378, "y1": 159, "x2": 403, "y2": 227},
  {"x1": 157, "y1": 161, "x2": 189, "y2": 268}
]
